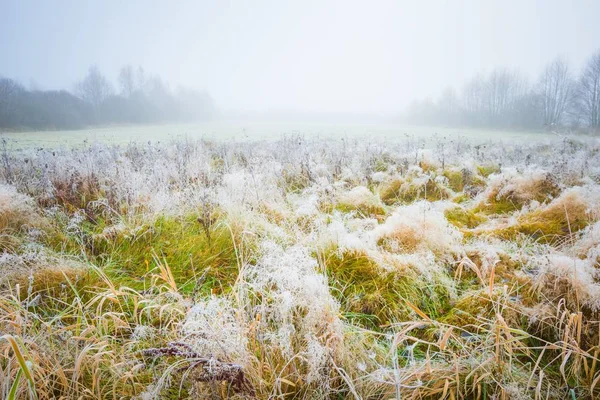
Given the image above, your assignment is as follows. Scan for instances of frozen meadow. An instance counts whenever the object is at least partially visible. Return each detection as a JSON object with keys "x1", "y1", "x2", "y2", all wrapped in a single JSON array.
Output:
[
  {"x1": 2, "y1": 121, "x2": 556, "y2": 147},
  {"x1": 1, "y1": 127, "x2": 600, "y2": 399}
]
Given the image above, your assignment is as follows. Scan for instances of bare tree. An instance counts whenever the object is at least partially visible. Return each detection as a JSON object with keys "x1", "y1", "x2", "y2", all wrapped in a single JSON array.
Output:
[
  {"x1": 136, "y1": 66, "x2": 147, "y2": 92},
  {"x1": 484, "y1": 68, "x2": 528, "y2": 126},
  {"x1": 118, "y1": 65, "x2": 135, "y2": 97},
  {"x1": 437, "y1": 86, "x2": 461, "y2": 125},
  {"x1": 538, "y1": 57, "x2": 573, "y2": 127},
  {"x1": 118, "y1": 65, "x2": 149, "y2": 98},
  {"x1": 0, "y1": 78, "x2": 25, "y2": 127},
  {"x1": 576, "y1": 50, "x2": 600, "y2": 129},
  {"x1": 462, "y1": 74, "x2": 486, "y2": 125},
  {"x1": 75, "y1": 65, "x2": 113, "y2": 106},
  {"x1": 461, "y1": 69, "x2": 528, "y2": 127},
  {"x1": 0, "y1": 77, "x2": 23, "y2": 100}
]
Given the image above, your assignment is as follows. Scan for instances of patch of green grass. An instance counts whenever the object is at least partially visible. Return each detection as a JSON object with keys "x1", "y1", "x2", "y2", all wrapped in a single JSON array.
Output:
[
  {"x1": 475, "y1": 197, "x2": 521, "y2": 215},
  {"x1": 370, "y1": 155, "x2": 392, "y2": 173},
  {"x1": 445, "y1": 207, "x2": 487, "y2": 229},
  {"x1": 477, "y1": 165, "x2": 500, "y2": 178},
  {"x1": 497, "y1": 197, "x2": 590, "y2": 245},
  {"x1": 15, "y1": 266, "x2": 101, "y2": 304},
  {"x1": 281, "y1": 168, "x2": 311, "y2": 193},
  {"x1": 378, "y1": 179, "x2": 403, "y2": 206},
  {"x1": 322, "y1": 248, "x2": 452, "y2": 330},
  {"x1": 378, "y1": 178, "x2": 450, "y2": 206},
  {"x1": 443, "y1": 170, "x2": 465, "y2": 192},
  {"x1": 451, "y1": 193, "x2": 470, "y2": 204},
  {"x1": 51, "y1": 213, "x2": 242, "y2": 295},
  {"x1": 401, "y1": 179, "x2": 450, "y2": 204},
  {"x1": 334, "y1": 202, "x2": 386, "y2": 218},
  {"x1": 477, "y1": 172, "x2": 561, "y2": 215}
]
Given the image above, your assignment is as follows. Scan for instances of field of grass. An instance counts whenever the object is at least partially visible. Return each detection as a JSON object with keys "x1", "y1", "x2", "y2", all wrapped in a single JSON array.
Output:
[
  {"x1": 1, "y1": 121, "x2": 558, "y2": 148},
  {"x1": 1, "y1": 130, "x2": 600, "y2": 398}
]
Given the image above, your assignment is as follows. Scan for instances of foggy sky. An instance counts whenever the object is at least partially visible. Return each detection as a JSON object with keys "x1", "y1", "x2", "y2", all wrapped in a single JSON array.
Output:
[{"x1": 2, "y1": 0, "x2": 599, "y2": 116}]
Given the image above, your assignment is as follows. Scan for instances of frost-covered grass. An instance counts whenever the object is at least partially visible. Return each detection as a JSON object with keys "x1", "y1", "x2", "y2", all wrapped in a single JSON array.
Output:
[
  {"x1": 2, "y1": 121, "x2": 563, "y2": 148},
  {"x1": 1, "y1": 133, "x2": 600, "y2": 398}
]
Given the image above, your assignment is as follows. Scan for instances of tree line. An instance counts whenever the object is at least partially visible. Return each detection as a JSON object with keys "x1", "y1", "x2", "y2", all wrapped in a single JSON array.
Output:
[
  {"x1": 404, "y1": 49, "x2": 600, "y2": 132},
  {"x1": 0, "y1": 65, "x2": 217, "y2": 130}
]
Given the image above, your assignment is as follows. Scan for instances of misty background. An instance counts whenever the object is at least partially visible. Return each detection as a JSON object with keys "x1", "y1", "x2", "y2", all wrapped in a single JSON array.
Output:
[{"x1": 1, "y1": 0, "x2": 600, "y2": 131}]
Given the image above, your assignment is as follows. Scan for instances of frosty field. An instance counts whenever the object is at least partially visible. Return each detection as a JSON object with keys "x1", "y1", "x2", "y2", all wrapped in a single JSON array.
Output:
[
  {"x1": 2, "y1": 130, "x2": 600, "y2": 399},
  {"x1": 2, "y1": 121, "x2": 555, "y2": 148}
]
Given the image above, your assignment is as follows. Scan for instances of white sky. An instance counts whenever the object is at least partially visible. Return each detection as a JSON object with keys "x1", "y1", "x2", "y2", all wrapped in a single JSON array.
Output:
[{"x1": 1, "y1": 0, "x2": 599, "y2": 115}]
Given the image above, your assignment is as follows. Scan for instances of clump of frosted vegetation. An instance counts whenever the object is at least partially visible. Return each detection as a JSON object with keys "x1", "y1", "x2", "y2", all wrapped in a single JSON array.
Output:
[
  {"x1": 243, "y1": 241, "x2": 343, "y2": 358},
  {"x1": 336, "y1": 185, "x2": 384, "y2": 216},
  {"x1": 181, "y1": 297, "x2": 249, "y2": 362},
  {"x1": 482, "y1": 167, "x2": 559, "y2": 207},
  {"x1": 374, "y1": 201, "x2": 462, "y2": 256},
  {"x1": 339, "y1": 186, "x2": 380, "y2": 208},
  {"x1": 531, "y1": 252, "x2": 600, "y2": 310},
  {"x1": 3, "y1": 133, "x2": 600, "y2": 398},
  {"x1": 573, "y1": 221, "x2": 600, "y2": 260},
  {"x1": 0, "y1": 183, "x2": 38, "y2": 231}
]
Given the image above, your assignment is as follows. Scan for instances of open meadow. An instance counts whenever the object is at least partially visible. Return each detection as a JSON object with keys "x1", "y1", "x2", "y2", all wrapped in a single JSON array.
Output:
[
  {"x1": 2, "y1": 127, "x2": 600, "y2": 399},
  {"x1": 1, "y1": 122, "x2": 553, "y2": 148}
]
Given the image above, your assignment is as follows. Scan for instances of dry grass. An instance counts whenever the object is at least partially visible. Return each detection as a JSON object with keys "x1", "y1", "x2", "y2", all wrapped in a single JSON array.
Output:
[{"x1": 1, "y1": 135, "x2": 600, "y2": 398}]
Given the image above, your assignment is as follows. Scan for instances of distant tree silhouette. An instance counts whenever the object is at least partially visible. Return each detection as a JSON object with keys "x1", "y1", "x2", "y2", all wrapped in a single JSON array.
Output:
[
  {"x1": 576, "y1": 50, "x2": 600, "y2": 129},
  {"x1": 75, "y1": 65, "x2": 114, "y2": 107},
  {"x1": 0, "y1": 65, "x2": 217, "y2": 130}
]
